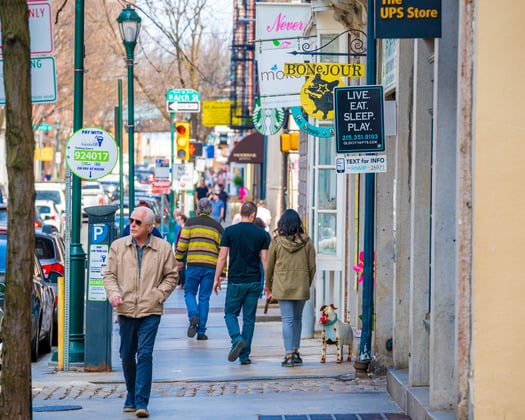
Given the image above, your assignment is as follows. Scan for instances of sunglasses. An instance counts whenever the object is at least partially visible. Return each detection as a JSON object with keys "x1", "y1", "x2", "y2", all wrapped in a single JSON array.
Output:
[{"x1": 129, "y1": 218, "x2": 143, "y2": 226}]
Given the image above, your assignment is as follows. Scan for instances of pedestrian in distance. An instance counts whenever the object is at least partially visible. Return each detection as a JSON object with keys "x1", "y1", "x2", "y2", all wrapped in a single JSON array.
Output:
[
  {"x1": 256, "y1": 199, "x2": 272, "y2": 232},
  {"x1": 208, "y1": 191, "x2": 225, "y2": 223},
  {"x1": 175, "y1": 198, "x2": 225, "y2": 340},
  {"x1": 103, "y1": 206, "x2": 178, "y2": 418},
  {"x1": 194, "y1": 178, "x2": 209, "y2": 207},
  {"x1": 218, "y1": 184, "x2": 229, "y2": 223},
  {"x1": 264, "y1": 209, "x2": 316, "y2": 368},
  {"x1": 213, "y1": 201, "x2": 271, "y2": 365},
  {"x1": 175, "y1": 212, "x2": 188, "y2": 289}
]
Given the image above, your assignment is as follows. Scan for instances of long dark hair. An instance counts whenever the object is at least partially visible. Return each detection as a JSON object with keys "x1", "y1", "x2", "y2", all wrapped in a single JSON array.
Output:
[{"x1": 275, "y1": 209, "x2": 305, "y2": 242}]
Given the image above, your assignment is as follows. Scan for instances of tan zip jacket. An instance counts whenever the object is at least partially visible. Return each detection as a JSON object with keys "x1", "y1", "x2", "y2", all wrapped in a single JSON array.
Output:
[
  {"x1": 103, "y1": 235, "x2": 178, "y2": 318},
  {"x1": 265, "y1": 234, "x2": 316, "y2": 300}
]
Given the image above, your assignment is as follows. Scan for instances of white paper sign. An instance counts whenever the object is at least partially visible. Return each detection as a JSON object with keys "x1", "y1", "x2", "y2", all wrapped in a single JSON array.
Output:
[{"x1": 336, "y1": 154, "x2": 388, "y2": 174}]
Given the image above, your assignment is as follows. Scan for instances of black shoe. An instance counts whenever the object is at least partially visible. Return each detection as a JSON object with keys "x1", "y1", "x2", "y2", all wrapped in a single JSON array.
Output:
[
  {"x1": 187, "y1": 315, "x2": 199, "y2": 338},
  {"x1": 282, "y1": 355, "x2": 296, "y2": 367},
  {"x1": 197, "y1": 333, "x2": 208, "y2": 340},
  {"x1": 293, "y1": 351, "x2": 303, "y2": 364},
  {"x1": 228, "y1": 339, "x2": 246, "y2": 362},
  {"x1": 240, "y1": 359, "x2": 251, "y2": 365}
]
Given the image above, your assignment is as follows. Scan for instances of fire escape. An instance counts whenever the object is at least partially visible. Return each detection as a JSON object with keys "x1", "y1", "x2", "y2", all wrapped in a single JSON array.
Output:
[{"x1": 230, "y1": 0, "x2": 256, "y2": 131}]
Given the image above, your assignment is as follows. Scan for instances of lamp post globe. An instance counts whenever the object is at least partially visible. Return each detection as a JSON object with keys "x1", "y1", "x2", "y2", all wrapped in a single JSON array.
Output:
[{"x1": 117, "y1": 5, "x2": 141, "y2": 213}]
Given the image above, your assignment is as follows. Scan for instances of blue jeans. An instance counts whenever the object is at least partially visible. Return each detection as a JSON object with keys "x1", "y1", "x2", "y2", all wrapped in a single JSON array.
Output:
[
  {"x1": 184, "y1": 266, "x2": 215, "y2": 334},
  {"x1": 118, "y1": 315, "x2": 161, "y2": 410},
  {"x1": 278, "y1": 300, "x2": 306, "y2": 354},
  {"x1": 224, "y1": 282, "x2": 262, "y2": 362}
]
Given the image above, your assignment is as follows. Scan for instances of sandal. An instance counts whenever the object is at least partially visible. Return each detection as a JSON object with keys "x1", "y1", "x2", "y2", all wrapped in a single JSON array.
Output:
[
  {"x1": 293, "y1": 351, "x2": 303, "y2": 364},
  {"x1": 281, "y1": 355, "x2": 295, "y2": 367}
]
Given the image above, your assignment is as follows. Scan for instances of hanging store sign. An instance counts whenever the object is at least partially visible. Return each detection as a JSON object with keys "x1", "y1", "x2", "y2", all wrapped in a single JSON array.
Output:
[
  {"x1": 375, "y1": 0, "x2": 441, "y2": 39},
  {"x1": 283, "y1": 63, "x2": 366, "y2": 121},
  {"x1": 334, "y1": 85, "x2": 385, "y2": 153},
  {"x1": 291, "y1": 107, "x2": 334, "y2": 138},
  {"x1": 255, "y1": 3, "x2": 312, "y2": 108},
  {"x1": 255, "y1": 3, "x2": 312, "y2": 47},
  {"x1": 253, "y1": 98, "x2": 285, "y2": 136},
  {"x1": 284, "y1": 63, "x2": 365, "y2": 79}
]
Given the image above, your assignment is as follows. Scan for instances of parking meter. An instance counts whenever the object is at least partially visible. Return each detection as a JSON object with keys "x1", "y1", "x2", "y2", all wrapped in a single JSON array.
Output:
[{"x1": 84, "y1": 205, "x2": 118, "y2": 371}]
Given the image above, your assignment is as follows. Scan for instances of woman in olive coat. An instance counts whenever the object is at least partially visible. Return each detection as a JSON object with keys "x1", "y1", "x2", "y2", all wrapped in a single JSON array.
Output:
[{"x1": 264, "y1": 209, "x2": 316, "y2": 367}]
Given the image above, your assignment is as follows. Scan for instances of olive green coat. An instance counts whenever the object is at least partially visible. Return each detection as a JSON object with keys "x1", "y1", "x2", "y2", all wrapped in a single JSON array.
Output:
[{"x1": 265, "y1": 235, "x2": 316, "y2": 300}]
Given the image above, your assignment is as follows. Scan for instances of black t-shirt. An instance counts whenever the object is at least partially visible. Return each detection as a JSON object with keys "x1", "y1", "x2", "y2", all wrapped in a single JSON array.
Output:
[
  {"x1": 195, "y1": 186, "x2": 208, "y2": 200},
  {"x1": 220, "y1": 222, "x2": 271, "y2": 284}
]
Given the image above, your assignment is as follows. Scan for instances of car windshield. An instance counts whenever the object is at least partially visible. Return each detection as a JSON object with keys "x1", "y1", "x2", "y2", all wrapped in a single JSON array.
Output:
[{"x1": 36, "y1": 190, "x2": 61, "y2": 205}]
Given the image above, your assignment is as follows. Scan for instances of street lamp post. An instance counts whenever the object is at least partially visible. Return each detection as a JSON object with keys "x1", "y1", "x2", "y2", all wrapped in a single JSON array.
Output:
[{"x1": 117, "y1": 5, "x2": 141, "y2": 214}]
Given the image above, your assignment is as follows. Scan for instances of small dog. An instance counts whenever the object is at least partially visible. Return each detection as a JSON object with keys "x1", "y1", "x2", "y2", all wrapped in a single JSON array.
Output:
[{"x1": 319, "y1": 304, "x2": 353, "y2": 363}]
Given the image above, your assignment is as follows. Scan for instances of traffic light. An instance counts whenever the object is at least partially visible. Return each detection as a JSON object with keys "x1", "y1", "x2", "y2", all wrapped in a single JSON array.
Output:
[
  {"x1": 176, "y1": 122, "x2": 190, "y2": 161},
  {"x1": 280, "y1": 131, "x2": 299, "y2": 153}
]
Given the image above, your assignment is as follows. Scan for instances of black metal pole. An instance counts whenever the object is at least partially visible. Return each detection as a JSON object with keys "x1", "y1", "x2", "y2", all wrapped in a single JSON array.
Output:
[{"x1": 358, "y1": 0, "x2": 377, "y2": 365}]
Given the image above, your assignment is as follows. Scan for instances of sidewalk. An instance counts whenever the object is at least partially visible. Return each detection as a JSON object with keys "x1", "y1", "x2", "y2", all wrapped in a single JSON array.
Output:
[{"x1": 31, "y1": 286, "x2": 406, "y2": 419}]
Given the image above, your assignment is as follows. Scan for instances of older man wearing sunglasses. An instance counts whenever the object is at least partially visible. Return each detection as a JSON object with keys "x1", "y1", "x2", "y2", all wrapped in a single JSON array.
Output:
[{"x1": 104, "y1": 206, "x2": 178, "y2": 418}]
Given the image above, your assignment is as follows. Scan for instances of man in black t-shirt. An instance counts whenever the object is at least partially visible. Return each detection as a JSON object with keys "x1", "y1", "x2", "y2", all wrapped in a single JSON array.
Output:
[
  {"x1": 194, "y1": 179, "x2": 209, "y2": 207},
  {"x1": 213, "y1": 201, "x2": 270, "y2": 365}
]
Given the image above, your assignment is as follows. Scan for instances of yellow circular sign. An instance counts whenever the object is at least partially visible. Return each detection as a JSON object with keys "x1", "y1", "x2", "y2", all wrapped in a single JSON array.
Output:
[{"x1": 300, "y1": 74, "x2": 343, "y2": 121}]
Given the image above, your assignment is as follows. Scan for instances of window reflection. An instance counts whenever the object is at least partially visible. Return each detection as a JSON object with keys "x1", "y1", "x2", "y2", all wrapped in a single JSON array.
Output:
[
  {"x1": 318, "y1": 169, "x2": 337, "y2": 209},
  {"x1": 319, "y1": 136, "x2": 335, "y2": 166},
  {"x1": 318, "y1": 213, "x2": 336, "y2": 254}
]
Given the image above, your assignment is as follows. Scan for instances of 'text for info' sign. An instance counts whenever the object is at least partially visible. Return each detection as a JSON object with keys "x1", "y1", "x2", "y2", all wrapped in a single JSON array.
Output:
[{"x1": 336, "y1": 155, "x2": 387, "y2": 174}]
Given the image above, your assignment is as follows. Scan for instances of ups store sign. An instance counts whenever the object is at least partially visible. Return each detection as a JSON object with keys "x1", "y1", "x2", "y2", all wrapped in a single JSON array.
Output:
[{"x1": 375, "y1": 0, "x2": 441, "y2": 39}]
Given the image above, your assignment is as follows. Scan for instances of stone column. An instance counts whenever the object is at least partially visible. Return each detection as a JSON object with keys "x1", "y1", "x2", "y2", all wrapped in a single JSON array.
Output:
[
  {"x1": 392, "y1": 39, "x2": 414, "y2": 370},
  {"x1": 408, "y1": 38, "x2": 434, "y2": 386},
  {"x1": 429, "y1": 0, "x2": 459, "y2": 409}
]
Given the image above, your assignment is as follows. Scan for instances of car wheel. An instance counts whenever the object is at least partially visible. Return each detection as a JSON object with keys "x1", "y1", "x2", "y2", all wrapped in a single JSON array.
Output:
[{"x1": 40, "y1": 318, "x2": 53, "y2": 354}]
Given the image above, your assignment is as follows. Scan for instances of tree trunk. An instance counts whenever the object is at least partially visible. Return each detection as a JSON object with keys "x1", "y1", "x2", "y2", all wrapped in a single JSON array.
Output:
[{"x1": 0, "y1": 1, "x2": 35, "y2": 418}]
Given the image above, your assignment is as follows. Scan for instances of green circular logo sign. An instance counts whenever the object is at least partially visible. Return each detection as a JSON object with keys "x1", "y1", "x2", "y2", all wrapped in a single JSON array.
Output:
[
  {"x1": 253, "y1": 98, "x2": 285, "y2": 136},
  {"x1": 65, "y1": 127, "x2": 118, "y2": 180}
]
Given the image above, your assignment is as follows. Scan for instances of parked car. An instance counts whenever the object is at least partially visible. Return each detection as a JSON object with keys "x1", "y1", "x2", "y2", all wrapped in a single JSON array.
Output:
[
  {"x1": 0, "y1": 204, "x2": 47, "y2": 231},
  {"x1": 99, "y1": 173, "x2": 128, "y2": 202},
  {"x1": 0, "y1": 182, "x2": 7, "y2": 204},
  {"x1": 0, "y1": 229, "x2": 55, "y2": 361},
  {"x1": 35, "y1": 227, "x2": 64, "y2": 345},
  {"x1": 81, "y1": 180, "x2": 110, "y2": 221},
  {"x1": 36, "y1": 199, "x2": 64, "y2": 233},
  {"x1": 35, "y1": 182, "x2": 66, "y2": 217},
  {"x1": 135, "y1": 166, "x2": 154, "y2": 185},
  {"x1": 0, "y1": 204, "x2": 6, "y2": 227}
]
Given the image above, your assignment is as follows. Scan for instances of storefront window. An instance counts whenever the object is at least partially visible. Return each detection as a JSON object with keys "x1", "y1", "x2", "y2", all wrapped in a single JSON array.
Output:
[
  {"x1": 318, "y1": 169, "x2": 337, "y2": 210},
  {"x1": 319, "y1": 136, "x2": 335, "y2": 166},
  {"x1": 318, "y1": 213, "x2": 337, "y2": 255}
]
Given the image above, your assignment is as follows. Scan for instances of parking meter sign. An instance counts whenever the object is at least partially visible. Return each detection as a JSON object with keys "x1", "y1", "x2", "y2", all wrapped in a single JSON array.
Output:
[{"x1": 65, "y1": 127, "x2": 118, "y2": 180}]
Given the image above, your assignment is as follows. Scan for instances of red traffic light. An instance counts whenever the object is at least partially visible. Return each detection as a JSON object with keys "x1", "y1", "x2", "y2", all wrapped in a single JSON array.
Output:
[{"x1": 176, "y1": 124, "x2": 187, "y2": 135}]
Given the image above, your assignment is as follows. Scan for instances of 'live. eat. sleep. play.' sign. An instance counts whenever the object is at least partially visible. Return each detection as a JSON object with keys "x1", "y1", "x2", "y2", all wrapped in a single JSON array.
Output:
[{"x1": 334, "y1": 85, "x2": 385, "y2": 154}]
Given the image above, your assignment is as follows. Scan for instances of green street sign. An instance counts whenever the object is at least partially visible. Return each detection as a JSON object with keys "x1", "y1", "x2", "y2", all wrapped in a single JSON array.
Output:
[{"x1": 166, "y1": 88, "x2": 200, "y2": 103}]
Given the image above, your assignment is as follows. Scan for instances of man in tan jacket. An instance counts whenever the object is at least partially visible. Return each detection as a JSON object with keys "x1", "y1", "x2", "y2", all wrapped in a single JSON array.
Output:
[{"x1": 104, "y1": 206, "x2": 178, "y2": 418}]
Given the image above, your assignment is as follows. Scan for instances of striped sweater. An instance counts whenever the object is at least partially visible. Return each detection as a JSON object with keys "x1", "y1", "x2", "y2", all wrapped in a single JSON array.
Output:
[{"x1": 175, "y1": 214, "x2": 226, "y2": 272}]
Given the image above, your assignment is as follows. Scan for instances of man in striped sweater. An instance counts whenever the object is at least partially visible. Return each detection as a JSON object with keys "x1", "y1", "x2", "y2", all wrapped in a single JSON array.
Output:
[{"x1": 175, "y1": 198, "x2": 225, "y2": 340}]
